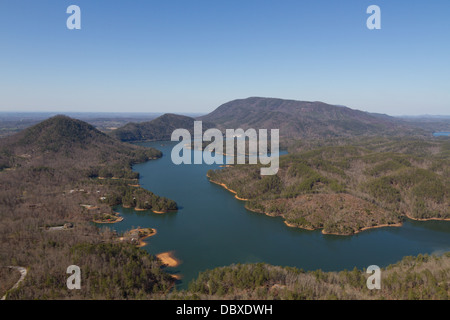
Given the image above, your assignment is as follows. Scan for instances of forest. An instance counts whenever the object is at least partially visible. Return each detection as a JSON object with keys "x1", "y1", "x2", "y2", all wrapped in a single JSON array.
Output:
[
  {"x1": 207, "y1": 137, "x2": 449, "y2": 235},
  {"x1": 175, "y1": 253, "x2": 450, "y2": 300},
  {"x1": 0, "y1": 115, "x2": 448, "y2": 299},
  {"x1": 0, "y1": 116, "x2": 178, "y2": 299}
]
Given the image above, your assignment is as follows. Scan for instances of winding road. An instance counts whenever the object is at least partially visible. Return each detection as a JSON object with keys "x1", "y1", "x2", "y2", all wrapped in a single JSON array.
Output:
[{"x1": 1, "y1": 266, "x2": 27, "y2": 300}]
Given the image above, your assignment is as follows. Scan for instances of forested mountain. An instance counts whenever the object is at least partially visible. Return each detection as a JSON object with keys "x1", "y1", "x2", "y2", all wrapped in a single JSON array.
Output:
[
  {"x1": 198, "y1": 97, "x2": 422, "y2": 138},
  {"x1": 0, "y1": 116, "x2": 177, "y2": 299},
  {"x1": 112, "y1": 97, "x2": 425, "y2": 143},
  {"x1": 110, "y1": 113, "x2": 214, "y2": 142},
  {"x1": 0, "y1": 115, "x2": 161, "y2": 168}
]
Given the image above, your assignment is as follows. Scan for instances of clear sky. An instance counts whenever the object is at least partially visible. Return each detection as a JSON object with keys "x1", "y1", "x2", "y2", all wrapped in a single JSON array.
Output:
[{"x1": 0, "y1": 0, "x2": 449, "y2": 115}]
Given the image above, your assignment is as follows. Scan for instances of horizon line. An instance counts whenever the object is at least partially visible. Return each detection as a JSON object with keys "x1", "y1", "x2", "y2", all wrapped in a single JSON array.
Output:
[{"x1": 0, "y1": 110, "x2": 449, "y2": 118}]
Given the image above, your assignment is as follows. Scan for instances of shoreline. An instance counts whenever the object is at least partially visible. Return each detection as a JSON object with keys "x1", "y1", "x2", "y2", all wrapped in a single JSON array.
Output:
[
  {"x1": 207, "y1": 175, "x2": 409, "y2": 236},
  {"x1": 134, "y1": 207, "x2": 169, "y2": 214},
  {"x1": 283, "y1": 220, "x2": 316, "y2": 231},
  {"x1": 136, "y1": 228, "x2": 157, "y2": 248},
  {"x1": 405, "y1": 213, "x2": 450, "y2": 222},
  {"x1": 285, "y1": 217, "x2": 403, "y2": 235},
  {"x1": 156, "y1": 251, "x2": 181, "y2": 267},
  {"x1": 93, "y1": 213, "x2": 124, "y2": 224},
  {"x1": 208, "y1": 177, "x2": 249, "y2": 201},
  {"x1": 206, "y1": 172, "x2": 444, "y2": 236},
  {"x1": 321, "y1": 222, "x2": 404, "y2": 236},
  {"x1": 118, "y1": 227, "x2": 157, "y2": 247}
]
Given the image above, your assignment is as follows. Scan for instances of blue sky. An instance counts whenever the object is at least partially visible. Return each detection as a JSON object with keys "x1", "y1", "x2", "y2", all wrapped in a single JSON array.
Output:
[{"x1": 0, "y1": 0, "x2": 449, "y2": 115}]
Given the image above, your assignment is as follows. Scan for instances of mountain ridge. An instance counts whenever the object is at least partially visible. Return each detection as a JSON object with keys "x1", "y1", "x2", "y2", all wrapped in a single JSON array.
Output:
[
  {"x1": 198, "y1": 97, "x2": 419, "y2": 139},
  {"x1": 111, "y1": 97, "x2": 425, "y2": 142},
  {"x1": 110, "y1": 113, "x2": 215, "y2": 142}
]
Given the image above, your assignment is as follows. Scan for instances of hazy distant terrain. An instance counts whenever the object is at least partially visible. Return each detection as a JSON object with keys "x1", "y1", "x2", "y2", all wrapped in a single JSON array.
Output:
[
  {"x1": 0, "y1": 112, "x2": 205, "y2": 138},
  {"x1": 398, "y1": 115, "x2": 450, "y2": 133}
]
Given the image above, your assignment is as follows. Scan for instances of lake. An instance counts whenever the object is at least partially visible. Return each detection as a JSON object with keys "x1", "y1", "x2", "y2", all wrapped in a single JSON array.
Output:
[
  {"x1": 106, "y1": 141, "x2": 450, "y2": 289},
  {"x1": 433, "y1": 132, "x2": 450, "y2": 137}
]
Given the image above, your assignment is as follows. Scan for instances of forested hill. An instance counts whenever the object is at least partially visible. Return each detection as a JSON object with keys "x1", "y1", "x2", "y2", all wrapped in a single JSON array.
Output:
[
  {"x1": 9, "y1": 114, "x2": 117, "y2": 152},
  {"x1": 0, "y1": 116, "x2": 178, "y2": 299},
  {"x1": 110, "y1": 113, "x2": 214, "y2": 142},
  {"x1": 0, "y1": 115, "x2": 162, "y2": 171},
  {"x1": 198, "y1": 97, "x2": 422, "y2": 139}
]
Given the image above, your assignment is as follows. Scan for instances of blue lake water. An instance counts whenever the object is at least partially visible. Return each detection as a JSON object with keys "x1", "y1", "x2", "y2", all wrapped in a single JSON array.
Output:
[
  {"x1": 433, "y1": 132, "x2": 450, "y2": 137},
  {"x1": 104, "y1": 141, "x2": 450, "y2": 289}
]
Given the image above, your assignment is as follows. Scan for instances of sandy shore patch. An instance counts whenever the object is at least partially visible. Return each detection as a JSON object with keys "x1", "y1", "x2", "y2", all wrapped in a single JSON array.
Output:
[
  {"x1": 156, "y1": 251, "x2": 181, "y2": 267},
  {"x1": 283, "y1": 220, "x2": 315, "y2": 231},
  {"x1": 170, "y1": 274, "x2": 183, "y2": 280}
]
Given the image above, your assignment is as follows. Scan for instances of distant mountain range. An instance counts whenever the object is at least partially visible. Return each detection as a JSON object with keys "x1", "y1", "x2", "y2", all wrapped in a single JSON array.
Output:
[{"x1": 110, "y1": 97, "x2": 427, "y2": 142}]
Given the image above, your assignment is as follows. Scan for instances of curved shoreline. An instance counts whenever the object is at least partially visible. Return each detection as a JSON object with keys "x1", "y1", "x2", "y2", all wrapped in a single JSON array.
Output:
[
  {"x1": 253, "y1": 205, "x2": 405, "y2": 236},
  {"x1": 93, "y1": 213, "x2": 124, "y2": 224},
  {"x1": 134, "y1": 207, "x2": 169, "y2": 214},
  {"x1": 321, "y1": 222, "x2": 404, "y2": 236},
  {"x1": 208, "y1": 175, "x2": 413, "y2": 236},
  {"x1": 208, "y1": 177, "x2": 249, "y2": 201},
  {"x1": 136, "y1": 228, "x2": 157, "y2": 248},
  {"x1": 283, "y1": 220, "x2": 316, "y2": 231},
  {"x1": 275, "y1": 211, "x2": 405, "y2": 236},
  {"x1": 405, "y1": 213, "x2": 450, "y2": 222},
  {"x1": 118, "y1": 228, "x2": 157, "y2": 247}
]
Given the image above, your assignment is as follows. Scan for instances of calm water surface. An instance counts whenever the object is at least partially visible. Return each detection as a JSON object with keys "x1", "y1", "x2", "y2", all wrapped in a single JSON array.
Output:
[
  {"x1": 105, "y1": 141, "x2": 450, "y2": 289},
  {"x1": 433, "y1": 132, "x2": 450, "y2": 137}
]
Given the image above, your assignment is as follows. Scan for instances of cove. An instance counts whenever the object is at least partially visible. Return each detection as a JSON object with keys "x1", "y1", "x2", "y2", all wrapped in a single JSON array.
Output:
[{"x1": 106, "y1": 141, "x2": 450, "y2": 290}]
